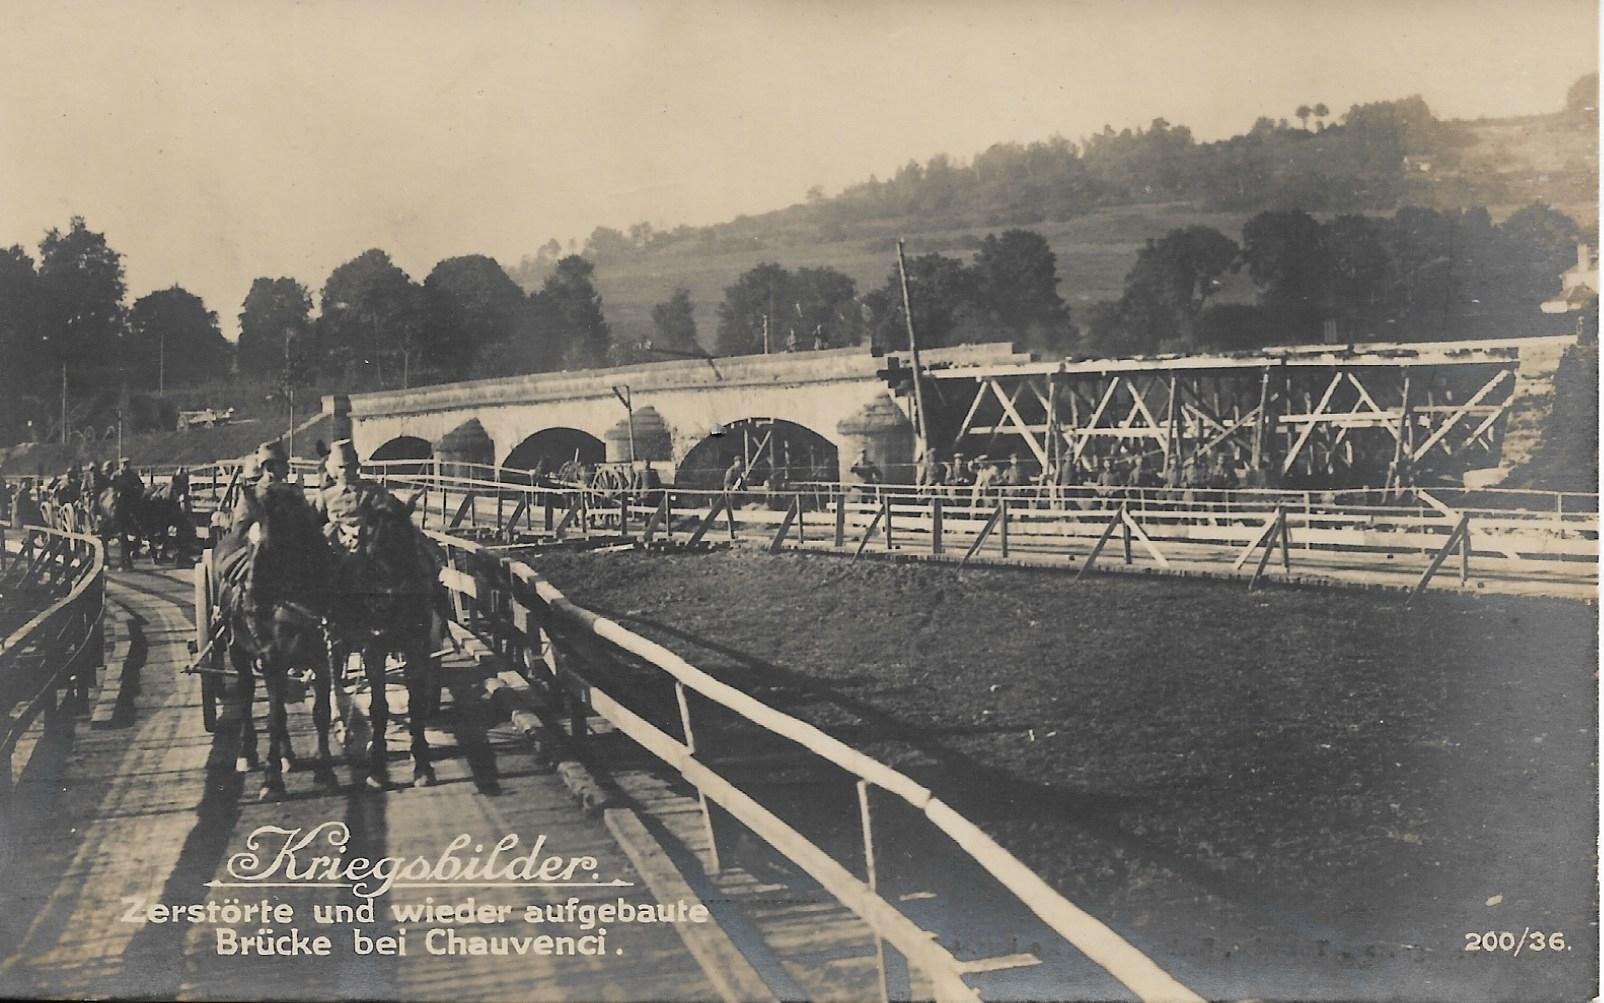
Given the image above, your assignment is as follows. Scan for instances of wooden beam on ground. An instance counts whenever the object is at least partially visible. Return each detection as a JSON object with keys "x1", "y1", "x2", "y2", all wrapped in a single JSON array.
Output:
[
  {"x1": 959, "y1": 503, "x2": 1005, "y2": 566},
  {"x1": 1073, "y1": 506, "x2": 1124, "y2": 581},
  {"x1": 850, "y1": 499, "x2": 889, "y2": 562},
  {"x1": 685, "y1": 494, "x2": 729, "y2": 547},
  {"x1": 1408, "y1": 514, "x2": 1472, "y2": 603},
  {"x1": 641, "y1": 494, "x2": 669, "y2": 542},
  {"x1": 448, "y1": 491, "x2": 478, "y2": 530},
  {"x1": 1120, "y1": 508, "x2": 1169, "y2": 567},
  {"x1": 768, "y1": 497, "x2": 800, "y2": 554}
]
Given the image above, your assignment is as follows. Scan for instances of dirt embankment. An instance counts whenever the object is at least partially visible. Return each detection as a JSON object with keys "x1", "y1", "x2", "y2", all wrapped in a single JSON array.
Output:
[{"x1": 532, "y1": 547, "x2": 1598, "y2": 996}]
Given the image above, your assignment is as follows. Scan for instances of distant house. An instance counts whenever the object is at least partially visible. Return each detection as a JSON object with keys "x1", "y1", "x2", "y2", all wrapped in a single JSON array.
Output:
[{"x1": 1541, "y1": 242, "x2": 1599, "y2": 313}]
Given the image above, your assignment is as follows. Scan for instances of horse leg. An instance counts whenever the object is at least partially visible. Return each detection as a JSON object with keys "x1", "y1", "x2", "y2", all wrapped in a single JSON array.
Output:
[
  {"x1": 364, "y1": 645, "x2": 389, "y2": 788},
  {"x1": 260, "y1": 670, "x2": 288, "y2": 799},
  {"x1": 233, "y1": 644, "x2": 260, "y2": 773},
  {"x1": 406, "y1": 652, "x2": 436, "y2": 787},
  {"x1": 311, "y1": 656, "x2": 333, "y2": 768}
]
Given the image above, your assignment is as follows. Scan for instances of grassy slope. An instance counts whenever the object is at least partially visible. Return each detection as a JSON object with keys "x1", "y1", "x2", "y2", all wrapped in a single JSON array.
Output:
[
  {"x1": 584, "y1": 110, "x2": 1597, "y2": 348},
  {"x1": 590, "y1": 205, "x2": 1261, "y2": 347}
]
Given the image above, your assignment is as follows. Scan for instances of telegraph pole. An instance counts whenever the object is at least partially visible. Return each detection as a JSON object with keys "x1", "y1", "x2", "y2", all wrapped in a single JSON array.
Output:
[
  {"x1": 894, "y1": 239, "x2": 931, "y2": 458},
  {"x1": 60, "y1": 362, "x2": 68, "y2": 445}
]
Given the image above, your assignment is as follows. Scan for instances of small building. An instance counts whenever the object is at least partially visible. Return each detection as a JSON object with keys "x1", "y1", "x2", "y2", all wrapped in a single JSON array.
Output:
[{"x1": 1541, "y1": 242, "x2": 1599, "y2": 314}]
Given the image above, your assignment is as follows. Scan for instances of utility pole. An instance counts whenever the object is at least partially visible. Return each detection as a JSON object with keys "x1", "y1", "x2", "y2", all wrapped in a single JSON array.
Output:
[
  {"x1": 611, "y1": 385, "x2": 636, "y2": 463},
  {"x1": 761, "y1": 314, "x2": 770, "y2": 354},
  {"x1": 60, "y1": 362, "x2": 67, "y2": 446},
  {"x1": 284, "y1": 327, "x2": 296, "y2": 460},
  {"x1": 158, "y1": 329, "x2": 165, "y2": 396},
  {"x1": 894, "y1": 239, "x2": 931, "y2": 459}
]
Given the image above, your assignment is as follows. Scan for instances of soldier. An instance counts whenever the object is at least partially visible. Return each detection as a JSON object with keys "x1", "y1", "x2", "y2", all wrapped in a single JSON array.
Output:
[
  {"x1": 313, "y1": 439, "x2": 388, "y2": 554},
  {"x1": 723, "y1": 456, "x2": 747, "y2": 492},
  {"x1": 113, "y1": 457, "x2": 145, "y2": 508}
]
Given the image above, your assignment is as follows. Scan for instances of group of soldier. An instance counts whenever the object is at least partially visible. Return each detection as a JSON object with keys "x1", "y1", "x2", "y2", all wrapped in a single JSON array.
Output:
[{"x1": 0, "y1": 457, "x2": 153, "y2": 533}]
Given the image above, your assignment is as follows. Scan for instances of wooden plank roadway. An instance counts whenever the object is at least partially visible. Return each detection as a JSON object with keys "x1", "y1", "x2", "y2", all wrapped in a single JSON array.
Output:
[{"x1": 0, "y1": 566, "x2": 725, "y2": 1002}]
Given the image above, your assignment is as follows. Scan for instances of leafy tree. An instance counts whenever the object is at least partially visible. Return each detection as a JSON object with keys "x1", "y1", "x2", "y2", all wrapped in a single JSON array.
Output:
[
  {"x1": 789, "y1": 266, "x2": 861, "y2": 348},
  {"x1": 1296, "y1": 104, "x2": 1312, "y2": 130},
  {"x1": 1241, "y1": 210, "x2": 1326, "y2": 335},
  {"x1": 532, "y1": 255, "x2": 611, "y2": 369},
  {"x1": 1313, "y1": 102, "x2": 1330, "y2": 126},
  {"x1": 1115, "y1": 226, "x2": 1239, "y2": 350},
  {"x1": 1321, "y1": 214, "x2": 1393, "y2": 338},
  {"x1": 1495, "y1": 202, "x2": 1582, "y2": 304},
  {"x1": 1566, "y1": 73, "x2": 1597, "y2": 115},
  {"x1": 971, "y1": 229, "x2": 1073, "y2": 352},
  {"x1": 650, "y1": 287, "x2": 699, "y2": 354},
  {"x1": 0, "y1": 246, "x2": 41, "y2": 441},
  {"x1": 422, "y1": 255, "x2": 524, "y2": 377},
  {"x1": 867, "y1": 252, "x2": 987, "y2": 351},
  {"x1": 715, "y1": 262, "x2": 791, "y2": 355},
  {"x1": 238, "y1": 277, "x2": 313, "y2": 377},
  {"x1": 126, "y1": 286, "x2": 231, "y2": 389},
  {"x1": 36, "y1": 216, "x2": 126, "y2": 385},
  {"x1": 318, "y1": 249, "x2": 424, "y2": 386}
]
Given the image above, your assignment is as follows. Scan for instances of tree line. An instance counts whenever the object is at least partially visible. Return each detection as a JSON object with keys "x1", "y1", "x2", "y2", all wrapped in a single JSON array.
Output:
[{"x1": 0, "y1": 196, "x2": 1588, "y2": 447}]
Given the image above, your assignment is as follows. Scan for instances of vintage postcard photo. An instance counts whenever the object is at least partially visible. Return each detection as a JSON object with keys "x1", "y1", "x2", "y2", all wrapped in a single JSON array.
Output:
[{"x1": 0, "y1": 1, "x2": 1597, "y2": 1000}]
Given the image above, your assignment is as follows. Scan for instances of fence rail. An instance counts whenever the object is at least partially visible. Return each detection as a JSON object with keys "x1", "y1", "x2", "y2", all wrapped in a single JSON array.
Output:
[
  {"x1": 425, "y1": 526, "x2": 1203, "y2": 1003},
  {"x1": 0, "y1": 521, "x2": 106, "y2": 793}
]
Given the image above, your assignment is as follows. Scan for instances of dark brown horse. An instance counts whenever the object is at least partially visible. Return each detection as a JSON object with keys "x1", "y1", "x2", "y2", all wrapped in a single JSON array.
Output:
[
  {"x1": 327, "y1": 490, "x2": 443, "y2": 788},
  {"x1": 216, "y1": 484, "x2": 336, "y2": 799},
  {"x1": 98, "y1": 485, "x2": 192, "y2": 569}
]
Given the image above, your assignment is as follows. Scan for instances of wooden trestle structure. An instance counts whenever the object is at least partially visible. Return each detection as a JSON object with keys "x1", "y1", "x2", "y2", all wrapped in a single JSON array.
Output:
[{"x1": 916, "y1": 336, "x2": 1573, "y2": 486}]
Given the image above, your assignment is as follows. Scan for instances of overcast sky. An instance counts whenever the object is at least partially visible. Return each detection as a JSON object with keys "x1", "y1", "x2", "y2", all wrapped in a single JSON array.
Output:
[{"x1": 0, "y1": 0, "x2": 1596, "y2": 342}]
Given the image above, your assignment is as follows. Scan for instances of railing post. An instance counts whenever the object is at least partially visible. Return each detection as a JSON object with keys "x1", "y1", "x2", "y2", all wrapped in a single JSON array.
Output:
[
  {"x1": 677, "y1": 681, "x2": 724, "y2": 874},
  {"x1": 999, "y1": 498, "x2": 1009, "y2": 559},
  {"x1": 930, "y1": 496, "x2": 943, "y2": 555},
  {"x1": 834, "y1": 491, "x2": 847, "y2": 549},
  {"x1": 858, "y1": 781, "x2": 908, "y2": 1003}
]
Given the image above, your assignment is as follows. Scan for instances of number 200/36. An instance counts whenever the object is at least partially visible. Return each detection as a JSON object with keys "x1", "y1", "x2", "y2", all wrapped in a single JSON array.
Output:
[{"x1": 1465, "y1": 931, "x2": 1567, "y2": 952}]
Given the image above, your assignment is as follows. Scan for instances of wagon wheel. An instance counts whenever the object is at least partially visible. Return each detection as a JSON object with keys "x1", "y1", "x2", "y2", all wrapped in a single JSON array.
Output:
[{"x1": 194, "y1": 550, "x2": 220, "y2": 732}]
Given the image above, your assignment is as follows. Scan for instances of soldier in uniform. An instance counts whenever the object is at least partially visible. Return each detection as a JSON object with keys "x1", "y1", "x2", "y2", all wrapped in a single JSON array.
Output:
[{"x1": 312, "y1": 439, "x2": 388, "y2": 554}]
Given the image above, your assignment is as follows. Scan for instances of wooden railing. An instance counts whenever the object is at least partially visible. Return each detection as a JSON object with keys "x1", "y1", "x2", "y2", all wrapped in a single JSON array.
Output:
[
  {"x1": 350, "y1": 462, "x2": 1596, "y2": 597},
  {"x1": 426, "y1": 526, "x2": 1203, "y2": 1003},
  {"x1": 0, "y1": 521, "x2": 106, "y2": 794}
]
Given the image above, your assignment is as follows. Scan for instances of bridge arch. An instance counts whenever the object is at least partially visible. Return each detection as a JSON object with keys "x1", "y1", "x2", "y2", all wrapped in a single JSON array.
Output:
[
  {"x1": 675, "y1": 417, "x2": 838, "y2": 490},
  {"x1": 502, "y1": 427, "x2": 606, "y2": 475}
]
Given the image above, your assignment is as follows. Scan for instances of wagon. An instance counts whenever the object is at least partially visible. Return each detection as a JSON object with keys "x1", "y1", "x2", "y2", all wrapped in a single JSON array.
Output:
[{"x1": 187, "y1": 547, "x2": 228, "y2": 732}]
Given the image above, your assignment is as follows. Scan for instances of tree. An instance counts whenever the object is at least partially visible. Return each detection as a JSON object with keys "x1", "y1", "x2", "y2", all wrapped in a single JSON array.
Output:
[
  {"x1": 1321, "y1": 214, "x2": 1393, "y2": 338},
  {"x1": 789, "y1": 266, "x2": 861, "y2": 348},
  {"x1": 36, "y1": 216, "x2": 127, "y2": 387},
  {"x1": 532, "y1": 255, "x2": 611, "y2": 369},
  {"x1": 318, "y1": 249, "x2": 424, "y2": 386},
  {"x1": 1241, "y1": 210, "x2": 1326, "y2": 335},
  {"x1": 650, "y1": 287, "x2": 699, "y2": 354},
  {"x1": 422, "y1": 255, "x2": 524, "y2": 377},
  {"x1": 867, "y1": 252, "x2": 985, "y2": 351},
  {"x1": 1296, "y1": 104, "x2": 1312, "y2": 130},
  {"x1": 970, "y1": 229, "x2": 1073, "y2": 352},
  {"x1": 715, "y1": 262, "x2": 791, "y2": 355},
  {"x1": 238, "y1": 277, "x2": 313, "y2": 377},
  {"x1": 126, "y1": 286, "x2": 231, "y2": 390},
  {"x1": 1117, "y1": 226, "x2": 1239, "y2": 349},
  {"x1": 1494, "y1": 202, "x2": 1582, "y2": 305},
  {"x1": 0, "y1": 246, "x2": 41, "y2": 442},
  {"x1": 1313, "y1": 102, "x2": 1330, "y2": 128},
  {"x1": 1566, "y1": 73, "x2": 1597, "y2": 115}
]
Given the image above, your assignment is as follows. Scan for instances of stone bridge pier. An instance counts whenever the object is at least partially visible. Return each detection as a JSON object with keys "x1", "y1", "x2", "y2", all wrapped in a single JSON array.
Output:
[{"x1": 327, "y1": 343, "x2": 1028, "y2": 485}]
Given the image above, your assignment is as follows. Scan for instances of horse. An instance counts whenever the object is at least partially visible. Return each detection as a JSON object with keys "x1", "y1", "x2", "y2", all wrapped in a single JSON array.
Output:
[
  {"x1": 327, "y1": 489, "x2": 443, "y2": 788},
  {"x1": 215, "y1": 485, "x2": 337, "y2": 800},
  {"x1": 97, "y1": 485, "x2": 192, "y2": 568}
]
